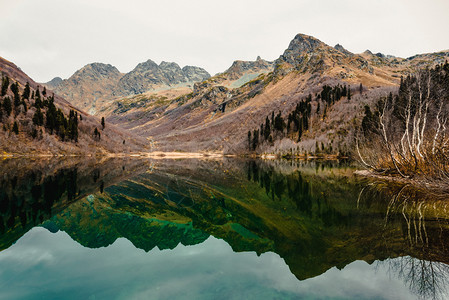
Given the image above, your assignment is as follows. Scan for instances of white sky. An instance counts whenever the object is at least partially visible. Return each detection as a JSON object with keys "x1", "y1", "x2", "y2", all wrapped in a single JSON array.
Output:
[{"x1": 1, "y1": 0, "x2": 448, "y2": 82}]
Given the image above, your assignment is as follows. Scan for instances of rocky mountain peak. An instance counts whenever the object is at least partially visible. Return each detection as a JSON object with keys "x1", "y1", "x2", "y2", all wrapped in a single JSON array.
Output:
[
  {"x1": 275, "y1": 33, "x2": 331, "y2": 74},
  {"x1": 182, "y1": 66, "x2": 211, "y2": 82},
  {"x1": 73, "y1": 63, "x2": 121, "y2": 80},
  {"x1": 334, "y1": 44, "x2": 353, "y2": 56},
  {"x1": 45, "y1": 77, "x2": 63, "y2": 89},
  {"x1": 159, "y1": 61, "x2": 182, "y2": 70},
  {"x1": 133, "y1": 59, "x2": 159, "y2": 72},
  {"x1": 285, "y1": 33, "x2": 325, "y2": 55}
]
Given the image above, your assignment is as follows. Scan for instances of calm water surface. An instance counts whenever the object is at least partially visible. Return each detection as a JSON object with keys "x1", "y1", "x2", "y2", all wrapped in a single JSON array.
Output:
[{"x1": 0, "y1": 158, "x2": 448, "y2": 299}]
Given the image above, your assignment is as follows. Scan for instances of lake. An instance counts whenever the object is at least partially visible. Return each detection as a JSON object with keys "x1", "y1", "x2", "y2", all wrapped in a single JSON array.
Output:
[{"x1": 0, "y1": 157, "x2": 448, "y2": 299}]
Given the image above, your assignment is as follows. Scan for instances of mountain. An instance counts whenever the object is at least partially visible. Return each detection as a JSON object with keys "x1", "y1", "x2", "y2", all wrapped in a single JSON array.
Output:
[
  {"x1": 45, "y1": 60, "x2": 210, "y2": 115},
  {"x1": 44, "y1": 76, "x2": 63, "y2": 89},
  {"x1": 97, "y1": 33, "x2": 449, "y2": 155},
  {"x1": 45, "y1": 63, "x2": 123, "y2": 115},
  {"x1": 219, "y1": 56, "x2": 274, "y2": 88},
  {"x1": 0, "y1": 56, "x2": 148, "y2": 155},
  {"x1": 116, "y1": 60, "x2": 210, "y2": 96}
]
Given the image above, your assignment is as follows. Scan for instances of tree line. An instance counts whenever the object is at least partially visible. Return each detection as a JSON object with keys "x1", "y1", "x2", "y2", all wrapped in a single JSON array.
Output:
[
  {"x1": 0, "y1": 76, "x2": 80, "y2": 142},
  {"x1": 247, "y1": 84, "x2": 352, "y2": 152}
]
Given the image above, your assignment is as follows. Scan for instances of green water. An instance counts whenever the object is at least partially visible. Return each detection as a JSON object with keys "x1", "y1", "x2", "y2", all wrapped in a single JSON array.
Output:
[{"x1": 0, "y1": 158, "x2": 448, "y2": 299}]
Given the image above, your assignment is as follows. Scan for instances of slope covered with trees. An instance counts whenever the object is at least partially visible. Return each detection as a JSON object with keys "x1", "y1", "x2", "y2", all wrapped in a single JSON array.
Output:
[{"x1": 0, "y1": 56, "x2": 148, "y2": 155}]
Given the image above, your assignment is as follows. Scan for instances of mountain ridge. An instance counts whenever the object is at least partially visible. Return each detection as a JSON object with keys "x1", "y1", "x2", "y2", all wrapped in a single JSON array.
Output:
[
  {"x1": 44, "y1": 60, "x2": 211, "y2": 114},
  {"x1": 98, "y1": 33, "x2": 448, "y2": 154}
]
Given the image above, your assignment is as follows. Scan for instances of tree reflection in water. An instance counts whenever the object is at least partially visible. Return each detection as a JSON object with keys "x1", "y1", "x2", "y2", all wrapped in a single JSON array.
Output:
[{"x1": 360, "y1": 182, "x2": 449, "y2": 299}]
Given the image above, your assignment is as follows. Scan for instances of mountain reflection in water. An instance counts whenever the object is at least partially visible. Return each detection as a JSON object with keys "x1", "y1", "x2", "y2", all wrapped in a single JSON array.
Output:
[{"x1": 0, "y1": 158, "x2": 448, "y2": 299}]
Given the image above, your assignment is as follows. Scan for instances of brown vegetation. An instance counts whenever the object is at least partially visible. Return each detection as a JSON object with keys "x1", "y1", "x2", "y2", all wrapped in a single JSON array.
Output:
[{"x1": 357, "y1": 63, "x2": 449, "y2": 189}]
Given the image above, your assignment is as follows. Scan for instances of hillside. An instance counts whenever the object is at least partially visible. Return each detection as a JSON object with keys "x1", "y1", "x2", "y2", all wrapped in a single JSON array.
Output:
[
  {"x1": 0, "y1": 56, "x2": 149, "y2": 155},
  {"x1": 45, "y1": 60, "x2": 211, "y2": 115},
  {"x1": 95, "y1": 34, "x2": 447, "y2": 155}
]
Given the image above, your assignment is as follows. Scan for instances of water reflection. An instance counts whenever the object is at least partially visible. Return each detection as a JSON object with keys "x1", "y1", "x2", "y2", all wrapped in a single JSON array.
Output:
[
  {"x1": 0, "y1": 158, "x2": 448, "y2": 299},
  {"x1": 0, "y1": 157, "x2": 150, "y2": 250}
]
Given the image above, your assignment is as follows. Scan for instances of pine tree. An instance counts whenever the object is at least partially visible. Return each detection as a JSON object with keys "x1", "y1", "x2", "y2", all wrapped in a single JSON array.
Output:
[
  {"x1": 264, "y1": 116, "x2": 271, "y2": 140},
  {"x1": 1, "y1": 76, "x2": 9, "y2": 96},
  {"x1": 42, "y1": 86, "x2": 47, "y2": 96},
  {"x1": 347, "y1": 87, "x2": 351, "y2": 100},
  {"x1": 67, "y1": 110, "x2": 78, "y2": 141},
  {"x1": 252, "y1": 129, "x2": 259, "y2": 150},
  {"x1": 94, "y1": 127, "x2": 101, "y2": 141},
  {"x1": 33, "y1": 107, "x2": 44, "y2": 126},
  {"x1": 3, "y1": 97, "x2": 12, "y2": 116},
  {"x1": 247, "y1": 131, "x2": 251, "y2": 151},
  {"x1": 11, "y1": 83, "x2": 20, "y2": 108},
  {"x1": 101, "y1": 117, "x2": 105, "y2": 130},
  {"x1": 22, "y1": 82, "x2": 30, "y2": 100},
  {"x1": 35, "y1": 87, "x2": 41, "y2": 103},
  {"x1": 273, "y1": 111, "x2": 285, "y2": 132},
  {"x1": 45, "y1": 97, "x2": 57, "y2": 134},
  {"x1": 12, "y1": 121, "x2": 19, "y2": 135}
]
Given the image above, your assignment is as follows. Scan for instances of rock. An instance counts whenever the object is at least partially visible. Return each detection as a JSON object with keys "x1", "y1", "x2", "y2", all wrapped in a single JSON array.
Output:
[
  {"x1": 334, "y1": 44, "x2": 353, "y2": 56},
  {"x1": 44, "y1": 77, "x2": 63, "y2": 89},
  {"x1": 116, "y1": 60, "x2": 210, "y2": 96}
]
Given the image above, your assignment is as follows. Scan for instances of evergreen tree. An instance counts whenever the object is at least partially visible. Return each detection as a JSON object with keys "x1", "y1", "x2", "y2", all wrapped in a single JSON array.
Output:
[
  {"x1": 35, "y1": 87, "x2": 41, "y2": 103},
  {"x1": 22, "y1": 100, "x2": 27, "y2": 112},
  {"x1": 359, "y1": 83, "x2": 363, "y2": 94},
  {"x1": 3, "y1": 97, "x2": 12, "y2": 116},
  {"x1": 11, "y1": 83, "x2": 20, "y2": 108},
  {"x1": 247, "y1": 131, "x2": 251, "y2": 151},
  {"x1": 45, "y1": 97, "x2": 57, "y2": 134},
  {"x1": 347, "y1": 87, "x2": 351, "y2": 100},
  {"x1": 273, "y1": 111, "x2": 285, "y2": 132},
  {"x1": 264, "y1": 116, "x2": 271, "y2": 140},
  {"x1": 67, "y1": 110, "x2": 78, "y2": 141},
  {"x1": 12, "y1": 121, "x2": 19, "y2": 135},
  {"x1": 252, "y1": 129, "x2": 259, "y2": 150},
  {"x1": 42, "y1": 86, "x2": 47, "y2": 96},
  {"x1": 22, "y1": 82, "x2": 30, "y2": 100},
  {"x1": 1, "y1": 76, "x2": 9, "y2": 96},
  {"x1": 101, "y1": 116, "x2": 105, "y2": 130},
  {"x1": 361, "y1": 105, "x2": 376, "y2": 134},
  {"x1": 31, "y1": 127, "x2": 38, "y2": 139},
  {"x1": 32, "y1": 107, "x2": 44, "y2": 126}
]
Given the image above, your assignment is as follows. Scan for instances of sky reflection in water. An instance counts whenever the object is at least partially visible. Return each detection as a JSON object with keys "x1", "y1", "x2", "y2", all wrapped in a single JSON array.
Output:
[{"x1": 0, "y1": 227, "x2": 423, "y2": 300}]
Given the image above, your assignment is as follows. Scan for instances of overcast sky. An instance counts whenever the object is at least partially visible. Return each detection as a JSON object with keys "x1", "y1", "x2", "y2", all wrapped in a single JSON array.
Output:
[{"x1": 1, "y1": 0, "x2": 448, "y2": 82}]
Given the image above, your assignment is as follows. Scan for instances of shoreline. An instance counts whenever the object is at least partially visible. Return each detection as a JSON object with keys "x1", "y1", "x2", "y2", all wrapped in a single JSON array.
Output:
[
  {"x1": 0, "y1": 151, "x2": 232, "y2": 159},
  {"x1": 1, "y1": 151, "x2": 349, "y2": 160},
  {"x1": 354, "y1": 169, "x2": 449, "y2": 193}
]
